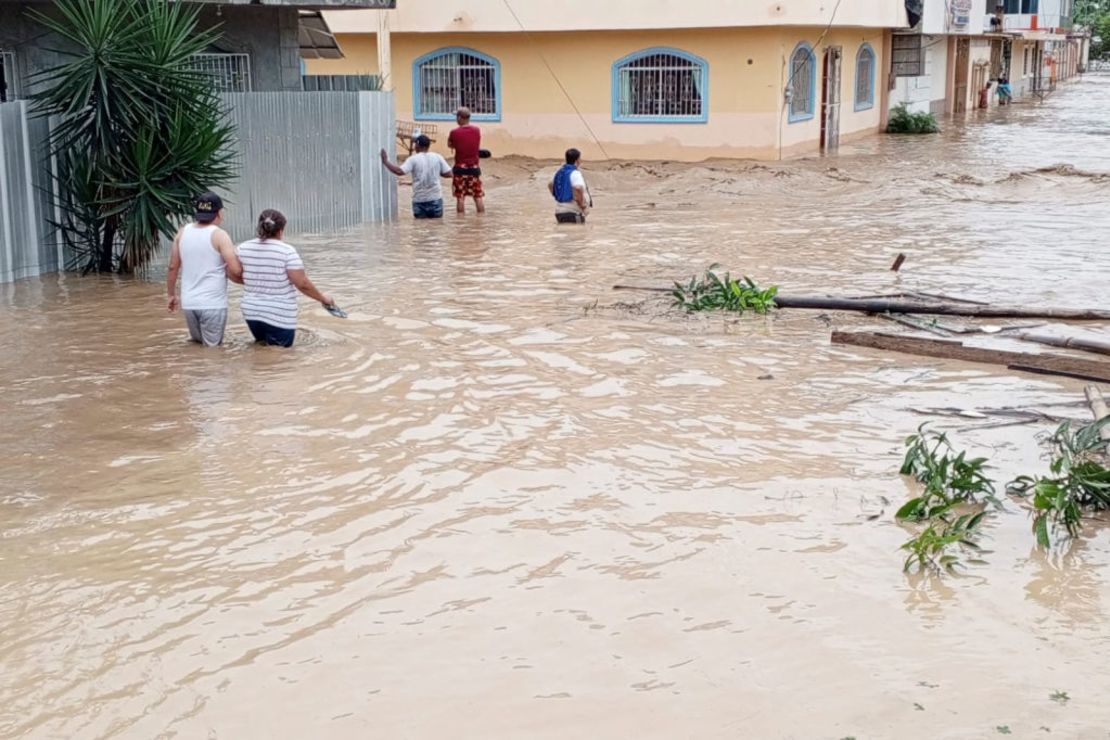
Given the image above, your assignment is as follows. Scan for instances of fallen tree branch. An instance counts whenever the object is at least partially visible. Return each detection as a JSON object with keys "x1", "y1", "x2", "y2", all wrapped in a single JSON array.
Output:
[
  {"x1": 831, "y1": 330, "x2": 1110, "y2": 383},
  {"x1": 610, "y1": 286, "x2": 1110, "y2": 320},
  {"x1": 777, "y1": 295, "x2": 1110, "y2": 320}
]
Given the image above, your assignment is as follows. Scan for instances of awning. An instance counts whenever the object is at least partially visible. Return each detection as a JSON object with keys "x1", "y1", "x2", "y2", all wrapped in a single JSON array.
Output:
[
  {"x1": 299, "y1": 11, "x2": 343, "y2": 60},
  {"x1": 1012, "y1": 30, "x2": 1068, "y2": 42}
]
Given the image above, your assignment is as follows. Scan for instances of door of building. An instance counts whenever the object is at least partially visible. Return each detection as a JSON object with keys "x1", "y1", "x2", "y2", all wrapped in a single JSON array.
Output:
[
  {"x1": 953, "y1": 38, "x2": 970, "y2": 114},
  {"x1": 972, "y1": 63, "x2": 988, "y2": 108},
  {"x1": 820, "y1": 46, "x2": 842, "y2": 153}
]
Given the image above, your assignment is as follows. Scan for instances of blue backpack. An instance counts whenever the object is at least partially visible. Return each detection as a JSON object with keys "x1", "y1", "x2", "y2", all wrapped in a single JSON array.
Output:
[{"x1": 552, "y1": 164, "x2": 577, "y2": 203}]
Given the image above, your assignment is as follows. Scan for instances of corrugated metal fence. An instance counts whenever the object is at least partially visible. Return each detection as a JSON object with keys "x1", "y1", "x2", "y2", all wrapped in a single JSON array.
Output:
[
  {"x1": 217, "y1": 91, "x2": 397, "y2": 239},
  {"x1": 0, "y1": 91, "x2": 396, "y2": 284},
  {"x1": 0, "y1": 100, "x2": 56, "y2": 284}
]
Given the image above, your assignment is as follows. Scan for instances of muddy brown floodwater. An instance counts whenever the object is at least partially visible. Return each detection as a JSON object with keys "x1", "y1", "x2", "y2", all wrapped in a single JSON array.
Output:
[{"x1": 4, "y1": 78, "x2": 1110, "y2": 740}]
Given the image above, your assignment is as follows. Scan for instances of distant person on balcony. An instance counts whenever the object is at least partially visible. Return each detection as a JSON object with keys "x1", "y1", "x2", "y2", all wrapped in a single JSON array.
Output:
[
  {"x1": 997, "y1": 76, "x2": 1013, "y2": 105},
  {"x1": 380, "y1": 135, "x2": 452, "y2": 219},
  {"x1": 166, "y1": 192, "x2": 242, "y2": 347},
  {"x1": 548, "y1": 148, "x2": 592, "y2": 224},
  {"x1": 448, "y1": 107, "x2": 485, "y2": 214}
]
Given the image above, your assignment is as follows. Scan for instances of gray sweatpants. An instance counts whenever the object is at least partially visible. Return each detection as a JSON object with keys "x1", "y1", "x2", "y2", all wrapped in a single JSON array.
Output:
[{"x1": 184, "y1": 309, "x2": 228, "y2": 347}]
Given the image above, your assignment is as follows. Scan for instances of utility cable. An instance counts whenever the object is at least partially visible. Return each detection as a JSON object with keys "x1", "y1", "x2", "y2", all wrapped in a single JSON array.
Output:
[
  {"x1": 777, "y1": 0, "x2": 846, "y2": 158},
  {"x1": 499, "y1": 0, "x2": 613, "y2": 160}
]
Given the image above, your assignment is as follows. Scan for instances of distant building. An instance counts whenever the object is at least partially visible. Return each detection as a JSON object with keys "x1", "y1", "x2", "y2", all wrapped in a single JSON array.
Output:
[
  {"x1": 0, "y1": 0, "x2": 393, "y2": 100},
  {"x1": 306, "y1": 0, "x2": 911, "y2": 161},
  {"x1": 890, "y1": 0, "x2": 1081, "y2": 116}
]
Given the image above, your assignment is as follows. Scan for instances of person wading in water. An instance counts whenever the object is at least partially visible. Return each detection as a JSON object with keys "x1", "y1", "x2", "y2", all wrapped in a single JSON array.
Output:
[
  {"x1": 548, "y1": 148, "x2": 591, "y2": 224},
  {"x1": 447, "y1": 107, "x2": 485, "y2": 214},
  {"x1": 380, "y1": 134, "x2": 453, "y2": 219},
  {"x1": 236, "y1": 209, "x2": 335, "y2": 348},
  {"x1": 166, "y1": 192, "x2": 243, "y2": 346}
]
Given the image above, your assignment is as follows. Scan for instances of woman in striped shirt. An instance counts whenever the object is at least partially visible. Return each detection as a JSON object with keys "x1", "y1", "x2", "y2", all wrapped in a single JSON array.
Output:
[{"x1": 237, "y1": 209, "x2": 333, "y2": 347}]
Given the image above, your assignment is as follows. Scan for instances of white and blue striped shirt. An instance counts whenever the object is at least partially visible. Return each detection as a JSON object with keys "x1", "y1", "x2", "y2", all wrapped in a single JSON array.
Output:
[{"x1": 237, "y1": 238, "x2": 304, "y2": 330}]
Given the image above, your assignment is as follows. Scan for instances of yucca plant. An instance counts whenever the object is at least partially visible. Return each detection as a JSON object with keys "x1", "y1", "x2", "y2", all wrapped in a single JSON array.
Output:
[{"x1": 30, "y1": 0, "x2": 236, "y2": 273}]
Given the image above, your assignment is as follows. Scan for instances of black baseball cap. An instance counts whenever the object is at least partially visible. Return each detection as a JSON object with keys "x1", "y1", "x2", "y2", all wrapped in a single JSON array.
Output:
[
  {"x1": 195, "y1": 192, "x2": 223, "y2": 222},
  {"x1": 414, "y1": 134, "x2": 431, "y2": 148}
]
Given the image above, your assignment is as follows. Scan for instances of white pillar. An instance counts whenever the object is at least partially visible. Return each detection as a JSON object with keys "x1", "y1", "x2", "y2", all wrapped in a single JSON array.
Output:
[{"x1": 377, "y1": 11, "x2": 392, "y2": 92}]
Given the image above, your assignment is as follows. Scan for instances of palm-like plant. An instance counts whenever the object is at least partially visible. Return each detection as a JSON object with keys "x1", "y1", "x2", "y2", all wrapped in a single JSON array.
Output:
[{"x1": 30, "y1": 0, "x2": 235, "y2": 273}]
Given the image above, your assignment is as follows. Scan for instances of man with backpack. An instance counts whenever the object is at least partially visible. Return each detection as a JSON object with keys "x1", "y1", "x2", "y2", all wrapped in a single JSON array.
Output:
[{"x1": 548, "y1": 148, "x2": 591, "y2": 224}]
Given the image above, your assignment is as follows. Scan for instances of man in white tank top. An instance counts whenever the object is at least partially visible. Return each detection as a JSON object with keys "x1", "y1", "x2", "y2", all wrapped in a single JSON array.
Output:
[{"x1": 166, "y1": 192, "x2": 243, "y2": 346}]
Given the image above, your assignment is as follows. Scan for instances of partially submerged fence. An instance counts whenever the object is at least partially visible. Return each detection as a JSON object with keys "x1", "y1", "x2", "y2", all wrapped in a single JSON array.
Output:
[
  {"x1": 217, "y1": 91, "x2": 396, "y2": 239},
  {"x1": 0, "y1": 100, "x2": 56, "y2": 284},
  {"x1": 0, "y1": 91, "x2": 397, "y2": 284}
]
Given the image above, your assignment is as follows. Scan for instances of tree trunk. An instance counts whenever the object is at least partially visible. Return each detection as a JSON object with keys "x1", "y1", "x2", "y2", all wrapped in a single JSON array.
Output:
[{"x1": 98, "y1": 218, "x2": 116, "y2": 273}]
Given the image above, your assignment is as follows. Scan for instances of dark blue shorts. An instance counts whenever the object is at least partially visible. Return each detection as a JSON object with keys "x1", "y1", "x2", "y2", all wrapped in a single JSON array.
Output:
[
  {"x1": 413, "y1": 199, "x2": 444, "y2": 219},
  {"x1": 247, "y1": 320, "x2": 296, "y2": 348}
]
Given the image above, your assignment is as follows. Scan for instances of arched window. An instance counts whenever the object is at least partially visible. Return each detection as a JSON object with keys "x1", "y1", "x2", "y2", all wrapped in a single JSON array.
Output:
[
  {"x1": 855, "y1": 43, "x2": 876, "y2": 111},
  {"x1": 414, "y1": 47, "x2": 500, "y2": 121},
  {"x1": 612, "y1": 48, "x2": 708, "y2": 123},
  {"x1": 788, "y1": 43, "x2": 816, "y2": 123}
]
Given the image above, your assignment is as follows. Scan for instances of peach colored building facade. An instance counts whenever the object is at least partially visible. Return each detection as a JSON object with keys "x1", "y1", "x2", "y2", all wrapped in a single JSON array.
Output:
[{"x1": 311, "y1": 1, "x2": 911, "y2": 161}]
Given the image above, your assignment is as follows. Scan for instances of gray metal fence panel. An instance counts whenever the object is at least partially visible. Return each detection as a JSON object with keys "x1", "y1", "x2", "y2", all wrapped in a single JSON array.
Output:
[
  {"x1": 217, "y1": 91, "x2": 396, "y2": 241},
  {"x1": 0, "y1": 100, "x2": 53, "y2": 284},
  {"x1": 1, "y1": 91, "x2": 395, "y2": 283}
]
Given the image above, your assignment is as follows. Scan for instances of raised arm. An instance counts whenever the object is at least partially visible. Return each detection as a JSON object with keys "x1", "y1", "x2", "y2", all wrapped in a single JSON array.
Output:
[
  {"x1": 166, "y1": 229, "x2": 183, "y2": 312},
  {"x1": 380, "y1": 148, "x2": 405, "y2": 177},
  {"x1": 214, "y1": 228, "x2": 242, "y2": 284}
]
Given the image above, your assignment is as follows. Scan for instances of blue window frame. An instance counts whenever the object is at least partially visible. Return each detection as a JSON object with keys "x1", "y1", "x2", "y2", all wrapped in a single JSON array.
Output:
[
  {"x1": 854, "y1": 43, "x2": 876, "y2": 111},
  {"x1": 413, "y1": 47, "x2": 501, "y2": 122},
  {"x1": 611, "y1": 47, "x2": 708, "y2": 124},
  {"x1": 788, "y1": 42, "x2": 816, "y2": 123}
]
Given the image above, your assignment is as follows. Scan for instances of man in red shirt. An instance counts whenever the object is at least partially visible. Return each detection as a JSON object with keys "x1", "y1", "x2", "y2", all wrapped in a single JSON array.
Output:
[{"x1": 447, "y1": 107, "x2": 485, "y2": 214}]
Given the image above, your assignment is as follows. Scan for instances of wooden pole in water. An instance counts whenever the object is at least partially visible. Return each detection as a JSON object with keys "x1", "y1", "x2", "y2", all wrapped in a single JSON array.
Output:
[
  {"x1": 774, "y1": 295, "x2": 1110, "y2": 321},
  {"x1": 1017, "y1": 332, "x2": 1110, "y2": 358},
  {"x1": 609, "y1": 286, "x2": 1110, "y2": 320},
  {"x1": 831, "y1": 330, "x2": 1110, "y2": 383}
]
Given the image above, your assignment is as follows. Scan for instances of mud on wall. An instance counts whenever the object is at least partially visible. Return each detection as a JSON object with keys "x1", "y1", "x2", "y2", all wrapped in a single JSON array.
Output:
[{"x1": 309, "y1": 27, "x2": 889, "y2": 161}]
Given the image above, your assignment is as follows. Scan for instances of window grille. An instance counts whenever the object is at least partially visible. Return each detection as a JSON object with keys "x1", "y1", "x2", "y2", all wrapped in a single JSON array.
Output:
[
  {"x1": 614, "y1": 50, "x2": 707, "y2": 121},
  {"x1": 789, "y1": 45, "x2": 815, "y2": 119},
  {"x1": 0, "y1": 51, "x2": 18, "y2": 102},
  {"x1": 416, "y1": 49, "x2": 498, "y2": 119},
  {"x1": 891, "y1": 34, "x2": 924, "y2": 77},
  {"x1": 187, "y1": 53, "x2": 252, "y2": 93},
  {"x1": 855, "y1": 45, "x2": 875, "y2": 110}
]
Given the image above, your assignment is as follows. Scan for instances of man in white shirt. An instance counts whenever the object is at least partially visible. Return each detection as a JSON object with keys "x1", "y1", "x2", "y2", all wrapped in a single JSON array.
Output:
[
  {"x1": 166, "y1": 192, "x2": 242, "y2": 346},
  {"x1": 380, "y1": 135, "x2": 453, "y2": 219},
  {"x1": 549, "y1": 148, "x2": 591, "y2": 224}
]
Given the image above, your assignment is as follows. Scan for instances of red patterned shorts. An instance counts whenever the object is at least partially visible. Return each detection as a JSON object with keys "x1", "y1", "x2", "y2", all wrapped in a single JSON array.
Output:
[{"x1": 452, "y1": 174, "x2": 484, "y2": 199}]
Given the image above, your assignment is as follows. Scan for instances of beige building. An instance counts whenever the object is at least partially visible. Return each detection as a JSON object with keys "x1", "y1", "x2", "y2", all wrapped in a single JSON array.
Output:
[{"x1": 308, "y1": 0, "x2": 911, "y2": 161}]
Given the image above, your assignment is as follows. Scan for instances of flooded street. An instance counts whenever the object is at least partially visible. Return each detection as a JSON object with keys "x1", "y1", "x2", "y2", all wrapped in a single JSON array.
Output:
[{"x1": 4, "y1": 77, "x2": 1110, "y2": 739}]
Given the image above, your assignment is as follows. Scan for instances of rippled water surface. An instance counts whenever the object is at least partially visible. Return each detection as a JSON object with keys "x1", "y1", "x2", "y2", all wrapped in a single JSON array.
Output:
[{"x1": 3, "y1": 79, "x2": 1110, "y2": 739}]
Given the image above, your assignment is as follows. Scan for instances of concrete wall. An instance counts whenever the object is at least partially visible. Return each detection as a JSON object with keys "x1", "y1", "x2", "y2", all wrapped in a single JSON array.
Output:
[
  {"x1": 0, "y1": 2, "x2": 307, "y2": 95},
  {"x1": 920, "y1": 0, "x2": 988, "y2": 35},
  {"x1": 889, "y1": 35, "x2": 949, "y2": 114},
  {"x1": 309, "y1": 27, "x2": 889, "y2": 161},
  {"x1": 325, "y1": 1, "x2": 909, "y2": 33}
]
